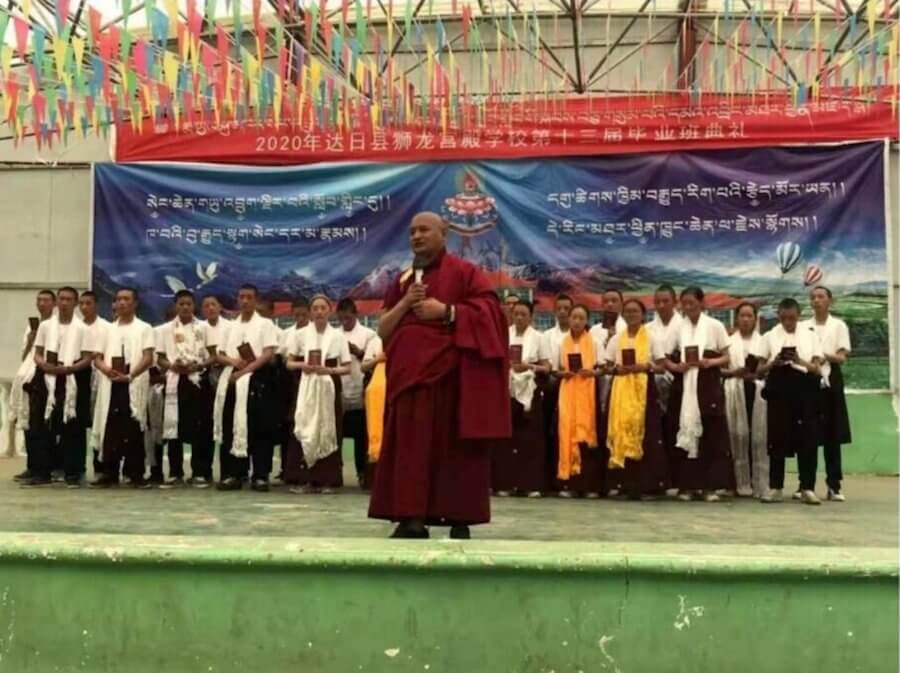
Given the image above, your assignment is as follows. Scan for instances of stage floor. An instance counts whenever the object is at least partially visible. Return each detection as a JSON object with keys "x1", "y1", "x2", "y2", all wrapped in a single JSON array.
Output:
[{"x1": 0, "y1": 457, "x2": 896, "y2": 548}]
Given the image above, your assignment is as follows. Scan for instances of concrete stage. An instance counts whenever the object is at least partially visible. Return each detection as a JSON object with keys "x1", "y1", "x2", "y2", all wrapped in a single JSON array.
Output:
[{"x1": 0, "y1": 455, "x2": 897, "y2": 673}]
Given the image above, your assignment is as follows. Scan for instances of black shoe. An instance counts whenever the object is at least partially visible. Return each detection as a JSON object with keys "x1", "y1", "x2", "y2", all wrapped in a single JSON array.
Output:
[
  {"x1": 191, "y1": 476, "x2": 211, "y2": 489},
  {"x1": 65, "y1": 478, "x2": 82, "y2": 489},
  {"x1": 158, "y1": 476, "x2": 184, "y2": 490},
  {"x1": 449, "y1": 525, "x2": 471, "y2": 540},
  {"x1": 89, "y1": 475, "x2": 119, "y2": 488},
  {"x1": 21, "y1": 477, "x2": 53, "y2": 487},
  {"x1": 389, "y1": 523, "x2": 430, "y2": 539},
  {"x1": 251, "y1": 479, "x2": 270, "y2": 492},
  {"x1": 51, "y1": 471, "x2": 65, "y2": 483},
  {"x1": 217, "y1": 477, "x2": 242, "y2": 491},
  {"x1": 127, "y1": 478, "x2": 153, "y2": 490},
  {"x1": 13, "y1": 469, "x2": 32, "y2": 482}
]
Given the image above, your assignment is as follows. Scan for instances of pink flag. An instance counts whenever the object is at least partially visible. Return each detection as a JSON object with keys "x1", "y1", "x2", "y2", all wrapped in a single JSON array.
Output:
[{"x1": 13, "y1": 17, "x2": 29, "y2": 59}]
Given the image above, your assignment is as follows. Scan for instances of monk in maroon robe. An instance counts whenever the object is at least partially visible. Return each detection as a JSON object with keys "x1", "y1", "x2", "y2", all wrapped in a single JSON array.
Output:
[{"x1": 368, "y1": 212, "x2": 511, "y2": 539}]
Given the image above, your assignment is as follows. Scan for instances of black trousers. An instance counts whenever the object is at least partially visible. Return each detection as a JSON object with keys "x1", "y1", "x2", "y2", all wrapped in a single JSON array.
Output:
[
  {"x1": 823, "y1": 442, "x2": 843, "y2": 491},
  {"x1": 151, "y1": 441, "x2": 185, "y2": 480},
  {"x1": 770, "y1": 449, "x2": 817, "y2": 491},
  {"x1": 219, "y1": 378, "x2": 275, "y2": 481},
  {"x1": 343, "y1": 408, "x2": 368, "y2": 479},
  {"x1": 58, "y1": 419, "x2": 87, "y2": 480},
  {"x1": 101, "y1": 382, "x2": 145, "y2": 482}
]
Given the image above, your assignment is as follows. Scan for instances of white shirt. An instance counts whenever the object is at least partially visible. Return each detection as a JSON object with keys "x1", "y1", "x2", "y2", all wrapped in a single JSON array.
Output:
[
  {"x1": 221, "y1": 312, "x2": 280, "y2": 359},
  {"x1": 202, "y1": 316, "x2": 231, "y2": 350},
  {"x1": 293, "y1": 324, "x2": 352, "y2": 366},
  {"x1": 509, "y1": 325, "x2": 548, "y2": 364},
  {"x1": 81, "y1": 316, "x2": 111, "y2": 354},
  {"x1": 34, "y1": 317, "x2": 87, "y2": 363},
  {"x1": 96, "y1": 318, "x2": 155, "y2": 365},
  {"x1": 363, "y1": 335, "x2": 384, "y2": 362},
  {"x1": 605, "y1": 330, "x2": 666, "y2": 365},
  {"x1": 753, "y1": 324, "x2": 824, "y2": 374},
  {"x1": 340, "y1": 321, "x2": 377, "y2": 410},
  {"x1": 542, "y1": 323, "x2": 569, "y2": 365},
  {"x1": 669, "y1": 314, "x2": 730, "y2": 358},
  {"x1": 279, "y1": 323, "x2": 309, "y2": 358},
  {"x1": 648, "y1": 312, "x2": 683, "y2": 355}
]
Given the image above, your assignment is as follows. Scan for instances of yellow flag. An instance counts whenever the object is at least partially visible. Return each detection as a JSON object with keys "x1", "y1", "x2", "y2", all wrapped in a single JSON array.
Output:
[
  {"x1": 273, "y1": 76, "x2": 283, "y2": 124},
  {"x1": 776, "y1": 12, "x2": 782, "y2": 50},
  {"x1": 53, "y1": 36, "x2": 68, "y2": 79},
  {"x1": 310, "y1": 58, "x2": 321, "y2": 95},
  {"x1": 73, "y1": 107, "x2": 83, "y2": 139},
  {"x1": 1, "y1": 45, "x2": 12, "y2": 75},
  {"x1": 72, "y1": 37, "x2": 85, "y2": 74},
  {"x1": 165, "y1": 0, "x2": 179, "y2": 35},
  {"x1": 426, "y1": 44, "x2": 434, "y2": 85},
  {"x1": 371, "y1": 101, "x2": 379, "y2": 133},
  {"x1": 867, "y1": 0, "x2": 876, "y2": 39},
  {"x1": 164, "y1": 52, "x2": 179, "y2": 92},
  {"x1": 23, "y1": 0, "x2": 31, "y2": 18}
]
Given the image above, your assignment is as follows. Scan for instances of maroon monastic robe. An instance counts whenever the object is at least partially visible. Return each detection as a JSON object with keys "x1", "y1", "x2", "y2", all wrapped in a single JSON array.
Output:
[{"x1": 368, "y1": 249, "x2": 511, "y2": 526}]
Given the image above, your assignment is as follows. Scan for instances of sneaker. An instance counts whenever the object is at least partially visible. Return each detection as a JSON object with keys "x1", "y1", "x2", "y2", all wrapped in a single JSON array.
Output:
[
  {"x1": 320, "y1": 487, "x2": 336, "y2": 494},
  {"x1": 760, "y1": 489, "x2": 783, "y2": 503},
  {"x1": 158, "y1": 476, "x2": 184, "y2": 490},
  {"x1": 51, "y1": 471, "x2": 65, "y2": 483},
  {"x1": 449, "y1": 525, "x2": 471, "y2": 540},
  {"x1": 800, "y1": 490, "x2": 821, "y2": 506},
  {"x1": 289, "y1": 484, "x2": 318, "y2": 494},
  {"x1": 736, "y1": 487, "x2": 754, "y2": 497},
  {"x1": 65, "y1": 478, "x2": 82, "y2": 489},
  {"x1": 558, "y1": 490, "x2": 573, "y2": 498},
  {"x1": 217, "y1": 477, "x2": 242, "y2": 491},
  {"x1": 791, "y1": 490, "x2": 802, "y2": 500},
  {"x1": 704, "y1": 492, "x2": 721, "y2": 503},
  {"x1": 827, "y1": 488, "x2": 845, "y2": 502},
  {"x1": 608, "y1": 488, "x2": 620, "y2": 497},
  {"x1": 494, "y1": 490, "x2": 511, "y2": 497},
  {"x1": 251, "y1": 479, "x2": 270, "y2": 493},
  {"x1": 127, "y1": 478, "x2": 153, "y2": 490},
  {"x1": 191, "y1": 476, "x2": 211, "y2": 489},
  {"x1": 526, "y1": 491, "x2": 542, "y2": 498},
  {"x1": 677, "y1": 492, "x2": 693, "y2": 502},
  {"x1": 21, "y1": 477, "x2": 53, "y2": 487},
  {"x1": 664, "y1": 487, "x2": 679, "y2": 497},
  {"x1": 585, "y1": 492, "x2": 601, "y2": 499},
  {"x1": 13, "y1": 469, "x2": 32, "y2": 482}
]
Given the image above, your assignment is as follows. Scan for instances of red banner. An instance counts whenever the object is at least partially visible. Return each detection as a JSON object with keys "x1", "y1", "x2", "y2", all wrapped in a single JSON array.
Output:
[{"x1": 115, "y1": 93, "x2": 899, "y2": 165}]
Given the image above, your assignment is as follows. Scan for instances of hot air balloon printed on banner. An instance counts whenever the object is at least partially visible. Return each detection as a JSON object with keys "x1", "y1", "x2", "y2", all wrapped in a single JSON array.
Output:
[
  {"x1": 775, "y1": 242, "x2": 802, "y2": 276},
  {"x1": 804, "y1": 264, "x2": 824, "y2": 286}
]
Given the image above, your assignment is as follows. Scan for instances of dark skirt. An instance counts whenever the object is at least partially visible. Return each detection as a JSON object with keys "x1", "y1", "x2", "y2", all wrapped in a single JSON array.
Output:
[
  {"x1": 285, "y1": 360, "x2": 344, "y2": 488},
  {"x1": 817, "y1": 363, "x2": 851, "y2": 446},
  {"x1": 369, "y1": 371, "x2": 491, "y2": 526},
  {"x1": 560, "y1": 376, "x2": 608, "y2": 495},
  {"x1": 611, "y1": 376, "x2": 669, "y2": 498},
  {"x1": 164, "y1": 373, "x2": 211, "y2": 444},
  {"x1": 491, "y1": 393, "x2": 546, "y2": 494},
  {"x1": 672, "y1": 352, "x2": 734, "y2": 492},
  {"x1": 764, "y1": 366, "x2": 820, "y2": 459}
]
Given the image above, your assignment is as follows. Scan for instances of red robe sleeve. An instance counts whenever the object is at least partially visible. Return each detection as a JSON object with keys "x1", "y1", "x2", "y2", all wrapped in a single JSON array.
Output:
[{"x1": 453, "y1": 262, "x2": 512, "y2": 440}]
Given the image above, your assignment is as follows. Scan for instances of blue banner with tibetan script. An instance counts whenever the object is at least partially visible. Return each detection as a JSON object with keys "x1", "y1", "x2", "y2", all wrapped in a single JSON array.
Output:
[{"x1": 93, "y1": 141, "x2": 889, "y2": 387}]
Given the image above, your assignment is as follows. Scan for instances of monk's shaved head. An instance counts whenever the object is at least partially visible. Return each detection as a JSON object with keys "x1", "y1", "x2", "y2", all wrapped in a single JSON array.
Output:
[{"x1": 409, "y1": 211, "x2": 447, "y2": 262}]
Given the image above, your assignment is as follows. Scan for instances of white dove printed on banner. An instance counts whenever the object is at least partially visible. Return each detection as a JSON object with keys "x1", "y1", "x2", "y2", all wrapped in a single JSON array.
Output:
[{"x1": 163, "y1": 261, "x2": 220, "y2": 296}]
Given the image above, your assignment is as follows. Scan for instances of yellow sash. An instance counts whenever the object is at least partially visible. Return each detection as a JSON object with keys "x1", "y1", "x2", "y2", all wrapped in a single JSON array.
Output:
[
  {"x1": 365, "y1": 361, "x2": 387, "y2": 462},
  {"x1": 557, "y1": 332, "x2": 597, "y2": 480},
  {"x1": 606, "y1": 326, "x2": 650, "y2": 468}
]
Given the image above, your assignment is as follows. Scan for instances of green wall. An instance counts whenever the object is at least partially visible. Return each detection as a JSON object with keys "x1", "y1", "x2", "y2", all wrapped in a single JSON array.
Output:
[
  {"x1": 843, "y1": 395, "x2": 898, "y2": 474},
  {"x1": 0, "y1": 535, "x2": 896, "y2": 673}
]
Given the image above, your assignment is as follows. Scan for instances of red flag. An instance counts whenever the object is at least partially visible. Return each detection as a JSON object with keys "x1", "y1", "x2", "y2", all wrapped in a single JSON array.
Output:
[
  {"x1": 320, "y1": 0, "x2": 328, "y2": 32},
  {"x1": 452, "y1": 0, "x2": 457, "y2": 15},
  {"x1": 216, "y1": 23, "x2": 229, "y2": 60},
  {"x1": 13, "y1": 17, "x2": 29, "y2": 59},
  {"x1": 277, "y1": 0, "x2": 286, "y2": 18},
  {"x1": 278, "y1": 46, "x2": 289, "y2": 81},
  {"x1": 108, "y1": 25, "x2": 121, "y2": 63},
  {"x1": 88, "y1": 6, "x2": 102, "y2": 47},
  {"x1": 342, "y1": 0, "x2": 349, "y2": 26},
  {"x1": 304, "y1": 7, "x2": 314, "y2": 49},
  {"x1": 462, "y1": 4, "x2": 470, "y2": 49},
  {"x1": 187, "y1": 1, "x2": 202, "y2": 38},
  {"x1": 252, "y1": 0, "x2": 262, "y2": 27},
  {"x1": 134, "y1": 39, "x2": 148, "y2": 77}
]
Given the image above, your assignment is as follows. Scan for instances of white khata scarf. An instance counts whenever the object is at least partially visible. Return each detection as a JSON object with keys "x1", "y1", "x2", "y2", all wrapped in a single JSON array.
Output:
[
  {"x1": 509, "y1": 327, "x2": 540, "y2": 412},
  {"x1": 294, "y1": 325, "x2": 339, "y2": 467},
  {"x1": 9, "y1": 331, "x2": 38, "y2": 432},
  {"x1": 43, "y1": 315, "x2": 85, "y2": 424},
  {"x1": 162, "y1": 318, "x2": 205, "y2": 441},
  {"x1": 724, "y1": 331, "x2": 769, "y2": 497},
  {"x1": 676, "y1": 314, "x2": 711, "y2": 459}
]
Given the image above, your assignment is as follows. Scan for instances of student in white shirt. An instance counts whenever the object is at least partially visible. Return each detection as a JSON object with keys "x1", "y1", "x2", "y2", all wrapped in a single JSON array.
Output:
[
  {"x1": 493, "y1": 300, "x2": 550, "y2": 498},
  {"x1": 156, "y1": 291, "x2": 215, "y2": 488},
  {"x1": 90, "y1": 288, "x2": 156, "y2": 488},
  {"x1": 10, "y1": 289, "x2": 56, "y2": 483},
  {"x1": 336, "y1": 297, "x2": 377, "y2": 489},
  {"x1": 78, "y1": 290, "x2": 110, "y2": 478},
  {"x1": 278, "y1": 297, "x2": 311, "y2": 485},
  {"x1": 541, "y1": 293, "x2": 573, "y2": 493},
  {"x1": 288, "y1": 295, "x2": 352, "y2": 494},
  {"x1": 664, "y1": 286, "x2": 733, "y2": 502},
  {"x1": 27, "y1": 288, "x2": 93, "y2": 487},
  {"x1": 754, "y1": 297, "x2": 824, "y2": 505},
  {"x1": 649, "y1": 284, "x2": 683, "y2": 493},
  {"x1": 803, "y1": 286, "x2": 852, "y2": 501},
  {"x1": 213, "y1": 284, "x2": 281, "y2": 492}
]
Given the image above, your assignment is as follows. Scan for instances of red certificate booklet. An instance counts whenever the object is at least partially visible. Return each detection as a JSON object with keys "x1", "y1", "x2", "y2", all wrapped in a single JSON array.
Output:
[
  {"x1": 509, "y1": 344, "x2": 523, "y2": 364},
  {"x1": 307, "y1": 349, "x2": 322, "y2": 367},
  {"x1": 567, "y1": 352, "x2": 583, "y2": 372},
  {"x1": 621, "y1": 348, "x2": 636, "y2": 367},
  {"x1": 685, "y1": 346, "x2": 700, "y2": 365},
  {"x1": 237, "y1": 343, "x2": 256, "y2": 363},
  {"x1": 46, "y1": 351, "x2": 58, "y2": 366}
]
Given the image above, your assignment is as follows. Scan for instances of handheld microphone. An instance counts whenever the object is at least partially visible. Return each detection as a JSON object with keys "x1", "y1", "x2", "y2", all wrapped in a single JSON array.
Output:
[{"x1": 413, "y1": 255, "x2": 426, "y2": 285}]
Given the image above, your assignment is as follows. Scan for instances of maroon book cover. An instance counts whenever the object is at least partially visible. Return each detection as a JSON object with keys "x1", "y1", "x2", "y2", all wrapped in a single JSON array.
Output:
[
  {"x1": 111, "y1": 357, "x2": 129, "y2": 375},
  {"x1": 685, "y1": 345, "x2": 700, "y2": 365},
  {"x1": 46, "y1": 351, "x2": 58, "y2": 366},
  {"x1": 28, "y1": 317, "x2": 39, "y2": 332},
  {"x1": 621, "y1": 348, "x2": 636, "y2": 367},
  {"x1": 307, "y1": 349, "x2": 322, "y2": 367},
  {"x1": 779, "y1": 346, "x2": 797, "y2": 361},
  {"x1": 745, "y1": 354, "x2": 759, "y2": 373},
  {"x1": 237, "y1": 342, "x2": 256, "y2": 363},
  {"x1": 509, "y1": 344, "x2": 523, "y2": 365},
  {"x1": 567, "y1": 352, "x2": 583, "y2": 372}
]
